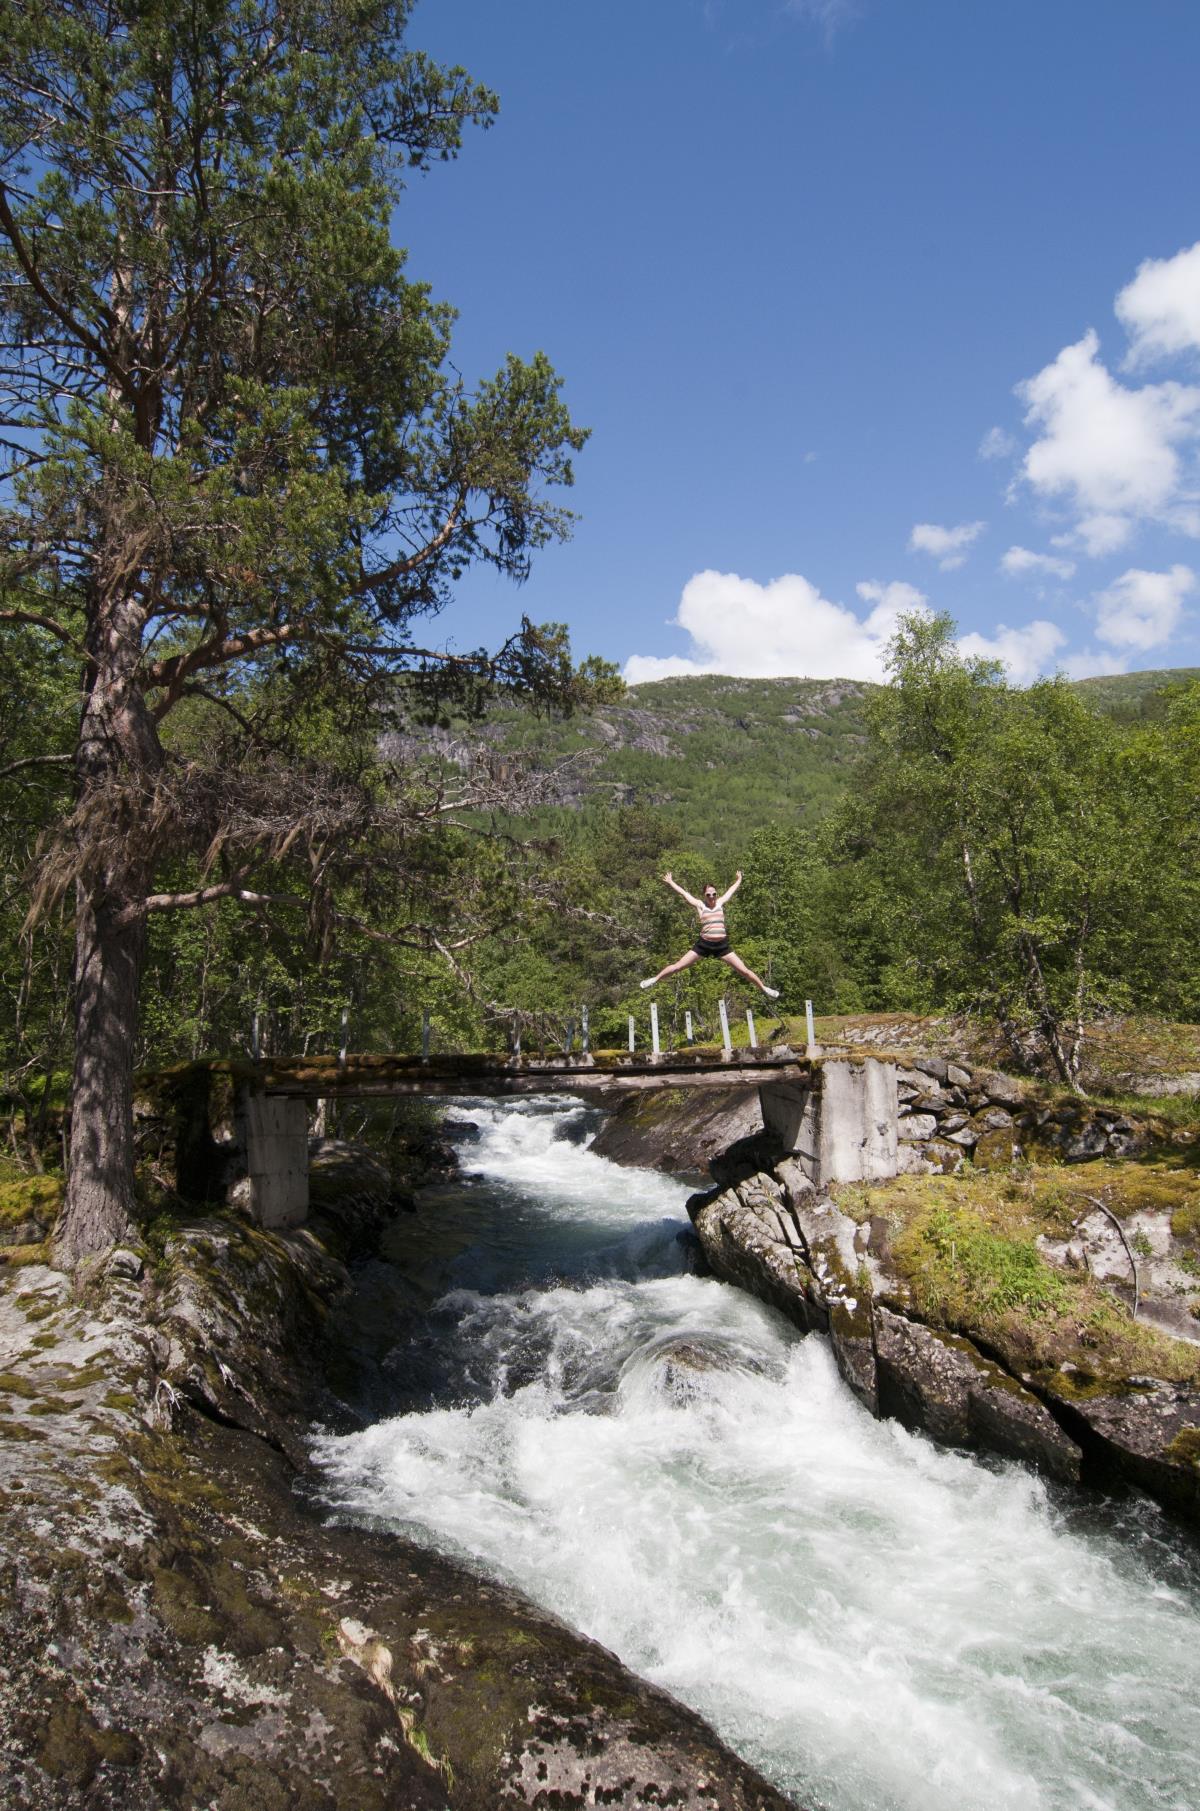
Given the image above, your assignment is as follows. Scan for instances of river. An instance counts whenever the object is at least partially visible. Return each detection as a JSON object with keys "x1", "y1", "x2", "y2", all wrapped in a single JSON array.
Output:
[{"x1": 312, "y1": 1095, "x2": 1200, "y2": 1811}]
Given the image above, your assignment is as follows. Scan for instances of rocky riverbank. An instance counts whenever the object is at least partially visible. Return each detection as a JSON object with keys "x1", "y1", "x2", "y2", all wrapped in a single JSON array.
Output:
[
  {"x1": 684, "y1": 1154, "x2": 1200, "y2": 1521},
  {"x1": 0, "y1": 1143, "x2": 795, "y2": 1811},
  {"x1": 594, "y1": 1065, "x2": 1200, "y2": 1522}
]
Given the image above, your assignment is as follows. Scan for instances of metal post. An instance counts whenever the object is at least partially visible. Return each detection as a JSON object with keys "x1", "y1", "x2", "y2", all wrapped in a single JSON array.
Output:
[
  {"x1": 338, "y1": 1006, "x2": 349, "y2": 1070},
  {"x1": 581, "y1": 1005, "x2": 589, "y2": 1055},
  {"x1": 718, "y1": 998, "x2": 732, "y2": 1058},
  {"x1": 746, "y1": 1008, "x2": 757, "y2": 1050},
  {"x1": 628, "y1": 1014, "x2": 636, "y2": 1053},
  {"x1": 421, "y1": 1010, "x2": 431, "y2": 1061},
  {"x1": 650, "y1": 1002, "x2": 660, "y2": 1058},
  {"x1": 684, "y1": 1010, "x2": 693, "y2": 1044},
  {"x1": 805, "y1": 999, "x2": 816, "y2": 1054}
]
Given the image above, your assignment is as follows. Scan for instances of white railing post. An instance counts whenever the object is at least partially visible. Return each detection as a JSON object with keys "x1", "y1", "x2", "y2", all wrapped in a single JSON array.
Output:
[
  {"x1": 718, "y1": 998, "x2": 732, "y2": 1058},
  {"x1": 746, "y1": 1008, "x2": 757, "y2": 1049},
  {"x1": 685, "y1": 1010, "x2": 693, "y2": 1044},
  {"x1": 581, "y1": 1005, "x2": 589, "y2": 1055},
  {"x1": 650, "y1": 1002, "x2": 660, "y2": 1058},
  {"x1": 628, "y1": 1014, "x2": 636, "y2": 1053},
  {"x1": 805, "y1": 999, "x2": 816, "y2": 1055},
  {"x1": 338, "y1": 1006, "x2": 349, "y2": 1071}
]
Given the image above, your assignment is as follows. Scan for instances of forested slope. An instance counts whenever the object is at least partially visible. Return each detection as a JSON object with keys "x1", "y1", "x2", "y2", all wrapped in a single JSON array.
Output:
[{"x1": 486, "y1": 665, "x2": 1200, "y2": 856}]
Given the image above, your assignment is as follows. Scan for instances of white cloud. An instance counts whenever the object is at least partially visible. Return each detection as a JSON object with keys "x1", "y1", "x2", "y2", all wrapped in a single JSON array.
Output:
[
  {"x1": 1001, "y1": 545, "x2": 1076, "y2": 580},
  {"x1": 622, "y1": 570, "x2": 928, "y2": 685},
  {"x1": 1018, "y1": 329, "x2": 1200, "y2": 552},
  {"x1": 979, "y1": 426, "x2": 1017, "y2": 461},
  {"x1": 1060, "y1": 648, "x2": 1131, "y2": 681},
  {"x1": 1116, "y1": 241, "x2": 1200, "y2": 368},
  {"x1": 908, "y1": 520, "x2": 987, "y2": 570},
  {"x1": 1092, "y1": 564, "x2": 1195, "y2": 652},
  {"x1": 956, "y1": 621, "x2": 1067, "y2": 685}
]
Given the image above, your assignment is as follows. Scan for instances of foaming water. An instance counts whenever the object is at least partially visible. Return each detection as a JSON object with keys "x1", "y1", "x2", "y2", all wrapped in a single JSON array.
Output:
[{"x1": 313, "y1": 1097, "x2": 1200, "y2": 1811}]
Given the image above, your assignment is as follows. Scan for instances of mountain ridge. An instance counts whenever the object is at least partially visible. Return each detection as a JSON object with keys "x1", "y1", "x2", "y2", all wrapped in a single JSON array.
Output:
[{"x1": 488, "y1": 665, "x2": 1200, "y2": 853}]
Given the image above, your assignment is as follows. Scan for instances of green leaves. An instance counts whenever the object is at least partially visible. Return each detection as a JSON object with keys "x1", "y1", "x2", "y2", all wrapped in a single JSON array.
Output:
[{"x1": 827, "y1": 611, "x2": 1200, "y2": 1084}]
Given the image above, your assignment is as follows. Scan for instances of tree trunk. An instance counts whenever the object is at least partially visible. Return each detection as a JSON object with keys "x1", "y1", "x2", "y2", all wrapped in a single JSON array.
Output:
[
  {"x1": 56, "y1": 884, "x2": 147, "y2": 1265},
  {"x1": 52, "y1": 568, "x2": 161, "y2": 1266}
]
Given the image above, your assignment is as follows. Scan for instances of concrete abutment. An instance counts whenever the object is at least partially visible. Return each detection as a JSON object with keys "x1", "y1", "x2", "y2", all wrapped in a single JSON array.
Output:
[{"x1": 759, "y1": 1058, "x2": 898, "y2": 1188}]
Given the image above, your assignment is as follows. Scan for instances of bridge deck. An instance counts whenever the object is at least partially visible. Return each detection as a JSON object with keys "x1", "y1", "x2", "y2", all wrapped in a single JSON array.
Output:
[{"x1": 248, "y1": 1047, "x2": 819, "y2": 1098}]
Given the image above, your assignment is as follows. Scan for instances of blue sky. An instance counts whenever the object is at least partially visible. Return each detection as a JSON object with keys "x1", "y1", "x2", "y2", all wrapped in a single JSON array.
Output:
[{"x1": 400, "y1": 0, "x2": 1200, "y2": 685}]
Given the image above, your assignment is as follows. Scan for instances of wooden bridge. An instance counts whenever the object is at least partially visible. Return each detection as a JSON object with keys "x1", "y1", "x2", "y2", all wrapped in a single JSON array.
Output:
[{"x1": 216, "y1": 1047, "x2": 901, "y2": 1229}]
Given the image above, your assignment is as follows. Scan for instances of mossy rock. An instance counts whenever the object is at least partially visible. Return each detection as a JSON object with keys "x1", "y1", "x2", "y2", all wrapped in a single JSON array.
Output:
[
  {"x1": 972, "y1": 1129, "x2": 1021, "y2": 1171},
  {"x1": 0, "y1": 1174, "x2": 63, "y2": 1245},
  {"x1": 1166, "y1": 1426, "x2": 1200, "y2": 1467}
]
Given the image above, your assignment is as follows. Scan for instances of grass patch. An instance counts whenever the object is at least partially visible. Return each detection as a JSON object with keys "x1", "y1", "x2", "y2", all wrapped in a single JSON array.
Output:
[
  {"x1": 890, "y1": 1200, "x2": 1068, "y2": 1323},
  {"x1": 845, "y1": 1163, "x2": 1200, "y2": 1387}
]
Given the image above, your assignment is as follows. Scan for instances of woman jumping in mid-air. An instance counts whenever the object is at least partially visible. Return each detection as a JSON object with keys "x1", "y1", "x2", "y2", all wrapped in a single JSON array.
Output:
[{"x1": 640, "y1": 870, "x2": 780, "y2": 999}]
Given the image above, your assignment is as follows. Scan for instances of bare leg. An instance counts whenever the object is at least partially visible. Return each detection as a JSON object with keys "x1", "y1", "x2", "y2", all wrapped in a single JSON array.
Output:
[
  {"x1": 721, "y1": 950, "x2": 778, "y2": 997},
  {"x1": 644, "y1": 949, "x2": 701, "y2": 985}
]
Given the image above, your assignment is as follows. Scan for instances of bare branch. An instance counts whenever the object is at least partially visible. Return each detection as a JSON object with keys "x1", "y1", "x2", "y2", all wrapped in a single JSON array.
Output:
[
  {"x1": 0, "y1": 606, "x2": 84, "y2": 651},
  {"x1": 0, "y1": 753, "x2": 72, "y2": 779}
]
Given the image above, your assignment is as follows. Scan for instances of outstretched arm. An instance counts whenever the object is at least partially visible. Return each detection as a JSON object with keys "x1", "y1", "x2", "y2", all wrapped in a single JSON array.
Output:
[
  {"x1": 663, "y1": 870, "x2": 703, "y2": 909},
  {"x1": 718, "y1": 870, "x2": 743, "y2": 907}
]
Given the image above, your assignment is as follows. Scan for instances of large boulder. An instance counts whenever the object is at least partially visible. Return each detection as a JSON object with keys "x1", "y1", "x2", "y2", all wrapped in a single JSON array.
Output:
[
  {"x1": 1040, "y1": 1375, "x2": 1200, "y2": 1514},
  {"x1": 689, "y1": 1175, "x2": 827, "y2": 1335},
  {"x1": 873, "y1": 1308, "x2": 1081, "y2": 1481}
]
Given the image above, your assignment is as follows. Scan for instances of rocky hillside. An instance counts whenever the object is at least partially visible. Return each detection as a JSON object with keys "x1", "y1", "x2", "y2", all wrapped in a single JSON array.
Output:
[{"x1": 397, "y1": 666, "x2": 1200, "y2": 856}]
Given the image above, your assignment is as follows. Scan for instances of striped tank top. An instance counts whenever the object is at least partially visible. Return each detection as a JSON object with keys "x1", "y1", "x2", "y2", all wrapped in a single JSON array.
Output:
[{"x1": 697, "y1": 901, "x2": 727, "y2": 941}]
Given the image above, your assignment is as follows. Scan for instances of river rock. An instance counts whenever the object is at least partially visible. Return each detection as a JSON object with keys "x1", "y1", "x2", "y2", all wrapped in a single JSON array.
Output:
[
  {"x1": 628, "y1": 1333, "x2": 772, "y2": 1406},
  {"x1": 873, "y1": 1308, "x2": 1081, "y2": 1481},
  {"x1": 589, "y1": 1084, "x2": 764, "y2": 1177},
  {"x1": 828, "y1": 1298, "x2": 878, "y2": 1415},
  {"x1": 1042, "y1": 1377, "x2": 1200, "y2": 1514},
  {"x1": 690, "y1": 1181, "x2": 827, "y2": 1335}
]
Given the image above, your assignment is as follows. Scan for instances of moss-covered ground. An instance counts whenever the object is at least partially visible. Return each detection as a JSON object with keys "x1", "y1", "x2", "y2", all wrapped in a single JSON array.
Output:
[{"x1": 834, "y1": 1159, "x2": 1200, "y2": 1390}]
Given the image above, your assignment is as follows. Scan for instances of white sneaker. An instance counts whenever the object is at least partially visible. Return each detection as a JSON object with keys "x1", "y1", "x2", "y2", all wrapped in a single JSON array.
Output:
[
  {"x1": 639, "y1": 977, "x2": 657, "y2": 990},
  {"x1": 763, "y1": 986, "x2": 781, "y2": 1000}
]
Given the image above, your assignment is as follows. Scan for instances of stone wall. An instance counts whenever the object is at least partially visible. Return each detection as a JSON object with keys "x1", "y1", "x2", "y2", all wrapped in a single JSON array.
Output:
[{"x1": 892, "y1": 1057, "x2": 1143, "y2": 1171}]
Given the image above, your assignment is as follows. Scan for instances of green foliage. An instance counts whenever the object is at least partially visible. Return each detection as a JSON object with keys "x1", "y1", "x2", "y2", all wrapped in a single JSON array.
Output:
[
  {"x1": 895, "y1": 1202, "x2": 1069, "y2": 1320},
  {"x1": 818, "y1": 614, "x2": 1200, "y2": 1084}
]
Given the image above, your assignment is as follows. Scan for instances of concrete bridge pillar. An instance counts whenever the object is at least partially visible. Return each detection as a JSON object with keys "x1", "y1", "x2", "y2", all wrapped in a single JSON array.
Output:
[
  {"x1": 759, "y1": 1059, "x2": 898, "y2": 1188},
  {"x1": 234, "y1": 1089, "x2": 309, "y2": 1228}
]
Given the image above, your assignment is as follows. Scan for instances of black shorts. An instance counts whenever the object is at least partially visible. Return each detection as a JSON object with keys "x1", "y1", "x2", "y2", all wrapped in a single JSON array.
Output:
[{"x1": 693, "y1": 937, "x2": 732, "y2": 959}]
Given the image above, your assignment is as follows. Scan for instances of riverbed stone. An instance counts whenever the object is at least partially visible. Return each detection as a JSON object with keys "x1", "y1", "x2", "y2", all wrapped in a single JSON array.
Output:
[
  {"x1": 828, "y1": 1298, "x2": 878, "y2": 1415},
  {"x1": 873, "y1": 1308, "x2": 1081, "y2": 1481},
  {"x1": 1040, "y1": 1377, "x2": 1200, "y2": 1514},
  {"x1": 690, "y1": 1182, "x2": 827, "y2": 1335}
]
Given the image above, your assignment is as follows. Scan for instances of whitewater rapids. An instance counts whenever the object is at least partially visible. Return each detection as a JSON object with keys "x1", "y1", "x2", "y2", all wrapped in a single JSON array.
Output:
[{"x1": 312, "y1": 1096, "x2": 1200, "y2": 1811}]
